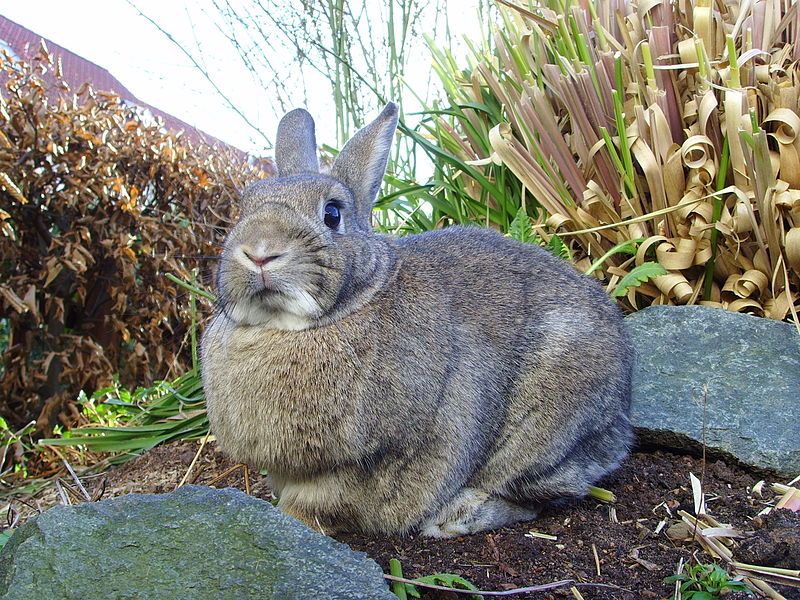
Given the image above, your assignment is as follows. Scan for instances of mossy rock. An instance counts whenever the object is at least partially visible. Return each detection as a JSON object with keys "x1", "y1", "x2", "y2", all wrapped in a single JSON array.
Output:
[{"x1": 0, "y1": 485, "x2": 395, "y2": 599}]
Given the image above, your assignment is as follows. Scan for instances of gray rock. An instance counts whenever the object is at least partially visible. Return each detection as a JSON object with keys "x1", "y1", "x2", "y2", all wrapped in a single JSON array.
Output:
[
  {"x1": 626, "y1": 305, "x2": 800, "y2": 475},
  {"x1": 0, "y1": 485, "x2": 395, "y2": 600}
]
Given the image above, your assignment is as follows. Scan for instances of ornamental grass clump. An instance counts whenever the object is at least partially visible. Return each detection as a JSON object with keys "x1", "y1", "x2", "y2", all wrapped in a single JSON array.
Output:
[{"x1": 405, "y1": 0, "x2": 800, "y2": 324}]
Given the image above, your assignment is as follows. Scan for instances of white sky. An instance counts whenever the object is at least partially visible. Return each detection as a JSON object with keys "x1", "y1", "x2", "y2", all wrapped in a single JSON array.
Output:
[{"x1": 2, "y1": 1, "x2": 487, "y2": 156}]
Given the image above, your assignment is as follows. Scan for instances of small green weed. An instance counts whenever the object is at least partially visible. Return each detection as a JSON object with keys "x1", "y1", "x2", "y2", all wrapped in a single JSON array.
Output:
[
  {"x1": 546, "y1": 234, "x2": 571, "y2": 261},
  {"x1": 507, "y1": 206, "x2": 571, "y2": 260},
  {"x1": 0, "y1": 528, "x2": 12, "y2": 551},
  {"x1": 76, "y1": 381, "x2": 142, "y2": 428},
  {"x1": 508, "y1": 206, "x2": 540, "y2": 245},
  {"x1": 611, "y1": 262, "x2": 666, "y2": 298},
  {"x1": 0, "y1": 417, "x2": 36, "y2": 480},
  {"x1": 388, "y1": 557, "x2": 482, "y2": 600},
  {"x1": 405, "y1": 573, "x2": 481, "y2": 599},
  {"x1": 664, "y1": 562, "x2": 752, "y2": 599}
]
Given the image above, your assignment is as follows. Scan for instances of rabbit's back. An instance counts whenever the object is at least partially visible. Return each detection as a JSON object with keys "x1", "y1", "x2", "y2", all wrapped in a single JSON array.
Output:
[
  {"x1": 391, "y1": 226, "x2": 631, "y2": 388},
  {"x1": 394, "y1": 226, "x2": 622, "y2": 332}
]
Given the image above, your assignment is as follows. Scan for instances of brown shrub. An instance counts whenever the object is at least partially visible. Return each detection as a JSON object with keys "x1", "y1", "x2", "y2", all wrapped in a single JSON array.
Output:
[{"x1": 0, "y1": 49, "x2": 268, "y2": 434}]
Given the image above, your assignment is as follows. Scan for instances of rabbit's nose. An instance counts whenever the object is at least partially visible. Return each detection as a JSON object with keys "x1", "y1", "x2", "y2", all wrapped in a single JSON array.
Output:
[{"x1": 243, "y1": 250, "x2": 282, "y2": 267}]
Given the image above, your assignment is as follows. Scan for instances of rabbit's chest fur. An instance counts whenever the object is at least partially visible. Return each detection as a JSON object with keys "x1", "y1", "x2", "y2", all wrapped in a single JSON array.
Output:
[{"x1": 201, "y1": 317, "x2": 370, "y2": 476}]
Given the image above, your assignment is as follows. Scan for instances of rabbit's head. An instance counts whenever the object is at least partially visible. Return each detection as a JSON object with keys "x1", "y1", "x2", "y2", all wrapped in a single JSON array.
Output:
[{"x1": 216, "y1": 103, "x2": 399, "y2": 328}]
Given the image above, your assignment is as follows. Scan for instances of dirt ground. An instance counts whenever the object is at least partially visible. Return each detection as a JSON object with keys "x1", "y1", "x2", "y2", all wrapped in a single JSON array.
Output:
[{"x1": 7, "y1": 441, "x2": 799, "y2": 599}]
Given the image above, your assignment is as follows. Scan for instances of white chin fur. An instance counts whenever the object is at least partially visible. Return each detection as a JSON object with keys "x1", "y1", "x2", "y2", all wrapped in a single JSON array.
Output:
[{"x1": 228, "y1": 289, "x2": 322, "y2": 330}]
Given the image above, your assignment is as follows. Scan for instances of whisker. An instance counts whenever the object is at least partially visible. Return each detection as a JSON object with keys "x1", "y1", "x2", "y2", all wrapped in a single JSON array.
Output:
[
  {"x1": 309, "y1": 263, "x2": 337, "y2": 273},
  {"x1": 171, "y1": 255, "x2": 222, "y2": 261}
]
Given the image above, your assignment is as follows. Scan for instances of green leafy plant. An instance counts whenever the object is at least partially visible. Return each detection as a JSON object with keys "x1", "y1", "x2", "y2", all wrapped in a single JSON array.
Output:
[
  {"x1": 547, "y1": 234, "x2": 571, "y2": 261},
  {"x1": 508, "y1": 206, "x2": 572, "y2": 262},
  {"x1": 508, "y1": 206, "x2": 540, "y2": 245},
  {"x1": 76, "y1": 385, "x2": 138, "y2": 429},
  {"x1": 585, "y1": 239, "x2": 643, "y2": 276},
  {"x1": 664, "y1": 562, "x2": 752, "y2": 599},
  {"x1": 611, "y1": 263, "x2": 667, "y2": 298},
  {"x1": 41, "y1": 369, "x2": 208, "y2": 463}
]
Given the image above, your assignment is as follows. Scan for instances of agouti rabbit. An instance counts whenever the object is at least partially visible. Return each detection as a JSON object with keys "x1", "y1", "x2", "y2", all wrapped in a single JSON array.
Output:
[{"x1": 201, "y1": 103, "x2": 633, "y2": 537}]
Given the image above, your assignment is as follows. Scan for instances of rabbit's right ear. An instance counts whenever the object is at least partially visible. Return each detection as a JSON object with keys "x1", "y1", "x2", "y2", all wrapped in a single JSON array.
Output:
[
  {"x1": 274, "y1": 108, "x2": 320, "y2": 177},
  {"x1": 330, "y1": 103, "x2": 398, "y2": 231}
]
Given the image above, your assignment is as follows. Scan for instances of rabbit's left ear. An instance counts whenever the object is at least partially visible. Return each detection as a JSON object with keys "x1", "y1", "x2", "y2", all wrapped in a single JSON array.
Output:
[
  {"x1": 275, "y1": 108, "x2": 320, "y2": 177},
  {"x1": 331, "y1": 103, "x2": 398, "y2": 230}
]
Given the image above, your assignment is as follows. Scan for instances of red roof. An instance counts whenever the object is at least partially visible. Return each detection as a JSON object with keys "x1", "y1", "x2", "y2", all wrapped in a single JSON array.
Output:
[{"x1": 0, "y1": 14, "x2": 251, "y2": 154}]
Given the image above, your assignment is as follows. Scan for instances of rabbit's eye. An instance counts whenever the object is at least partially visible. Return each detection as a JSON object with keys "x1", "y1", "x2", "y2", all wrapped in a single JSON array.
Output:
[{"x1": 324, "y1": 203, "x2": 341, "y2": 229}]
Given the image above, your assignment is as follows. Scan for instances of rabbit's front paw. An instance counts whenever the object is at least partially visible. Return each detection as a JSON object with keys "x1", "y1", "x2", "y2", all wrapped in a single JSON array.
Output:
[
  {"x1": 420, "y1": 488, "x2": 539, "y2": 538},
  {"x1": 421, "y1": 521, "x2": 471, "y2": 538},
  {"x1": 281, "y1": 502, "x2": 337, "y2": 535}
]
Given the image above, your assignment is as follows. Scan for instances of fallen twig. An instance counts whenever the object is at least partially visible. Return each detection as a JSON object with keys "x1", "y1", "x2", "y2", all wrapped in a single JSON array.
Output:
[
  {"x1": 176, "y1": 432, "x2": 211, "y2": 490},
  {"x1": 382, "y1": 574, "x2": 630, "y2": 596},
  {"x1": 592, "y1": 543, "x2": 601, "y2": 577},
  {"x1": 62, "y1": 459, "x2": 91, "y2": 502},
  {"x1": 53, "y1": 480, "x2": 70, "y2": 506},
  {"x1": 206, "y1": 463, "x2": 248, "y2": 488}
]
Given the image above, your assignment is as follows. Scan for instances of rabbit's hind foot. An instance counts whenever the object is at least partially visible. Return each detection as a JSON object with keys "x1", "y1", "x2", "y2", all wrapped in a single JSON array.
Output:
[{"x1": 420, "y1": 488, "x2": 539, "y2": 538}]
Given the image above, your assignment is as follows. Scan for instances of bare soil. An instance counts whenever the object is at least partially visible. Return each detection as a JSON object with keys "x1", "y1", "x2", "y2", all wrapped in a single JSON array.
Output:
[{"x1": 11, "y1": 442, "x2": 799, "y2": 599}]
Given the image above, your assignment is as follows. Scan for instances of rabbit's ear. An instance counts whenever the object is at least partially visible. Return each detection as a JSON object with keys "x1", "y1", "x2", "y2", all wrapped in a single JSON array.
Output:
[
  {"x1": 275, "y1": 108, "x2": 320, "y2": 177},
  {"x1": 331, "y1": 103, "x2": 398, "y2": 229}
]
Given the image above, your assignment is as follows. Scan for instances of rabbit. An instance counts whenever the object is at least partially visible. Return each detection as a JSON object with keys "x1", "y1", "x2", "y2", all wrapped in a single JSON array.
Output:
[{"x1": 200, "y1": 103, "x2": 633, "y2": 538}]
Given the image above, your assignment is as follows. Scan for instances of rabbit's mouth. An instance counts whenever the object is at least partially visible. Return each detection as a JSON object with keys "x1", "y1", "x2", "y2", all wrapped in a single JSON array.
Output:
[
  {"x1": 254, "y1": 287, "x2": 279, "y2": 300},
  {"x1": 246, "y1": 281, "x2": 289, "y2": 309},
  {"x1": 256, "y1": 293, "x2": 287, "y2": 314},
  {"x1": 247, "y1": 265, "x2": 290, "y2": 300}
]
